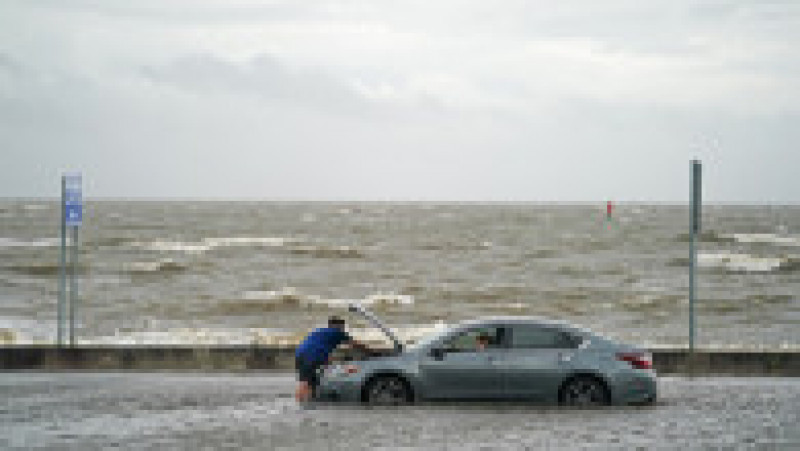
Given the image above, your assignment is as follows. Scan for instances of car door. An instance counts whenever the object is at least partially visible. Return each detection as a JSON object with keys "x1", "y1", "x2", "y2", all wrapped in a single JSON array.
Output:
[
  {"x1": 419, "y1": 325, "x2": 508, "y2": 399},
  {"x1": 501, "y1": 324, "x2": 582, "y2": 400}
]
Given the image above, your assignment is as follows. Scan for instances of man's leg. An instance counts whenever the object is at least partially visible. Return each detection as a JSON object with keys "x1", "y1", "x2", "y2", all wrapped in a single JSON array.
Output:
[
  {"x1": 308, "y1": 364, "x2": 321, "y2": 400},
  {"x1": 296, "y1": 381, "x2": 311, "y2": 402},
  {"x1": 295, "y1": 356, "x2": 314, "y2": 402}
]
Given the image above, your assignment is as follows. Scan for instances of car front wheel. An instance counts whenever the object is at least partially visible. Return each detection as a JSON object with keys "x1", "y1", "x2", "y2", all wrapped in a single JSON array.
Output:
[{"x1": 364, "y1": 376, "x2": 412, "y2": 406}]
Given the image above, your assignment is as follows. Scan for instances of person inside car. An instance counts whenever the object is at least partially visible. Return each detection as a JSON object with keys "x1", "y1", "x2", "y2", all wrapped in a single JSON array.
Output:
[{"x1": 475, "y1": 333, "x2": 491, "y2": 351}]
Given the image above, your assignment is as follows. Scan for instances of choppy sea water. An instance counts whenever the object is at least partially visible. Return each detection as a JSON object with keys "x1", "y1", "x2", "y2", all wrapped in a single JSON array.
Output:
[{"x1": 0, "y1": 201, "x2": 798, "y2": 348}]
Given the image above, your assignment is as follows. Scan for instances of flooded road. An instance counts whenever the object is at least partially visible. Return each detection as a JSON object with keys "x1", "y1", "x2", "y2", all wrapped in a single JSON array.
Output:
[{"x1": 2, "y1": 373, "x2": 798, "y2": 449}]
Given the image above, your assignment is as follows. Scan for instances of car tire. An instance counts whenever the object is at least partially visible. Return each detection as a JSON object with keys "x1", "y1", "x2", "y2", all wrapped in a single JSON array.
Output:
[
  {"x1": 559, "y1": 375, "x2": 611, "y2": 407},
  {"x1": 364, "y1": 375, "x2": 413, "y2": 406}
]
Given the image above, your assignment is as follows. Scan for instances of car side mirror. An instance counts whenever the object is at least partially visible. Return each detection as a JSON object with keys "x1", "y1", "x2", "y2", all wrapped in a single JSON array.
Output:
[{"x1": 429, "y1": 347, "x2": 446, "y2": 360}]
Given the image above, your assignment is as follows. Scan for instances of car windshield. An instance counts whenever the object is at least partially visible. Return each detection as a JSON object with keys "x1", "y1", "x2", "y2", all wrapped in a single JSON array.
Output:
[{"x1": 407, "y1": 328, "x2": 452, "y2": 351}]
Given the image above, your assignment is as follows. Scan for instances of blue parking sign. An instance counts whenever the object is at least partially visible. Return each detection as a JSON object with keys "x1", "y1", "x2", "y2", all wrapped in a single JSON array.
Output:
[
  {"x1": 65, "y1": 203, "x2": 82, "y2": 225},
  {"x1": 64, "y1": 173, "x2": 82, "y2": 226}
]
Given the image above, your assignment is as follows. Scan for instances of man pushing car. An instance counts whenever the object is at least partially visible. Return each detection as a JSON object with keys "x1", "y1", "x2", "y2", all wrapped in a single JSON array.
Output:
[{"x1": 294, "y1": 316, "x2": 371, "y2": 402}]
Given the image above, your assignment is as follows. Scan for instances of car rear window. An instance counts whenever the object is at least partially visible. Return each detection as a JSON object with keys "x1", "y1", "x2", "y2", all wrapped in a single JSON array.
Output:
[{"x1": 510, "y1": 325, "x2": 582, "y2": 349}]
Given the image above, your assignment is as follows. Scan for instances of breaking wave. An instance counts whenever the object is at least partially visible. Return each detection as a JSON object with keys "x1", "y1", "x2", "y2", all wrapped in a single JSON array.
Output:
[
  {"x1": 698, "y1": 252, "x2": 799, "y2": 273},
  {"x1": 720, "y1": 233, "x2": 800, "y2": 247},
  {"x1": 124, "y1": 258, "x2": 187, "y2": 274},
  {"x1": 131, "y1": 237, "x2": 365, "y2": 259},
  {"x1": 619, "y1": 294, "x2": 685, "y2": 311},
  {"x1": 206, "y1": 288, "x2": 414, "y2": 316},
  {"x1": 132, "y1": 236, "x2": 293, "y2": 254},
  {"x1": 417, "y1": 241, "x2": 493, "y2": 251},
  {"x1": 133, "y1": 240, "x2": 213, "y2": 254},
  {"x1": 676, "y1": 231, "x2": 800, "y2": 247},
  {"x1": 0, "y1": 237, "x2": 60, "y2": 248},
  {"x1": 21, "y1": 204, "x2": 49, "y2": 211}
]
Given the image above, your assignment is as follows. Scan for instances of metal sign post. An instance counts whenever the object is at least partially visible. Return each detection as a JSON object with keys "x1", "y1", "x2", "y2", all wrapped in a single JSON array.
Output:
[
  {"x1": 689, "y1": 160, "x2": 701, "y2": 353},
  {"x1": 59, "y1": 172, "x2": 82, "y2": 347},
  {"x1": 58, "y1": 177, "x2": 67, "y2": 347}
]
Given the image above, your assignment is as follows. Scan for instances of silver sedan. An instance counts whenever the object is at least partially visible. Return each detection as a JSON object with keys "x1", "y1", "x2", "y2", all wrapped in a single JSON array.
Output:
[{"x1": 317, "y1": 309, "x2": 657, "y2": 406}]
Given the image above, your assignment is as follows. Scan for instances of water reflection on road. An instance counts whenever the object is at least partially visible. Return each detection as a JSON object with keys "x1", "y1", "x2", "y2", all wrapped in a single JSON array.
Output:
[{"x1": 2, "y1": 373, "x2": 798, "y2": 449}]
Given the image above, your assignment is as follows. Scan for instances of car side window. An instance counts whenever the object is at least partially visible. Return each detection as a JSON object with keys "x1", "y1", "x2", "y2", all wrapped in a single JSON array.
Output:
[
  {"x1": 443, "y1": 326, "x2": 505, "y2": 352},
  {"x1": 510, "y1": 325, "x2": 581, "y2": 349}
]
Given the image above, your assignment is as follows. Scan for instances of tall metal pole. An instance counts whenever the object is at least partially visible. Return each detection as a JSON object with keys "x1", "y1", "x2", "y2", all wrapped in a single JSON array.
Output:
[
  {"x1": 689, "y1": 210, "x2": 696, "y2": 352},
  {"x1": 69, "y1": 225, "x2": 79, "y2": 347},
  {"x1": 689, "y1": 160, "x2": 701, "y2": 353},
  {"x1": 58, "y1": 176, "x2": 67, "y2": 347}
]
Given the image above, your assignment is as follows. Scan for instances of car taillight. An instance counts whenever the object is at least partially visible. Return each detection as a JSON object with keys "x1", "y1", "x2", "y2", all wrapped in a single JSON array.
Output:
[{"x1": 617, "y1": 352, "x2": 653, "y2": 370}]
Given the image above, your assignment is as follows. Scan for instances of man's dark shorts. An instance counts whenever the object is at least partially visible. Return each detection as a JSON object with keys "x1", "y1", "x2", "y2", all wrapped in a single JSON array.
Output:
[{"x1": 295, "y1": 355, "x2": 321, "y2": 388}]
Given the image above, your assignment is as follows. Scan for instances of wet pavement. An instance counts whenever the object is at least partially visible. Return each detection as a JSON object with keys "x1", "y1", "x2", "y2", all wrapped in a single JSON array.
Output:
[{"x1": 2, "y1": 373, "x2": 798, "y2": 449}]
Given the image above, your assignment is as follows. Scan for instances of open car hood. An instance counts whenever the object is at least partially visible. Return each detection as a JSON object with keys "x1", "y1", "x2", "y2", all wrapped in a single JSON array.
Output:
[{"x1": 347, "y1": 303, "x2": 404, "y2": 352}]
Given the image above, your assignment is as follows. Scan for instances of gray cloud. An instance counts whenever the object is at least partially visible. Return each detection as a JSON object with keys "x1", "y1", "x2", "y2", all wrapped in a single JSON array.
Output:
[
  {"x1": 0, "y1": 0, "x2": 798, "y2": 201},
  {"x1": 0, "y1": 53, "x2": 23, "y2": 75},
  {"x1": 140, "y1": 54, "x2": 371, "y2": 114}
]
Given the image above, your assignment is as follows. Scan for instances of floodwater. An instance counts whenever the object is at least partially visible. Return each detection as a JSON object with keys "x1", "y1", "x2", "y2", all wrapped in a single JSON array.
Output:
[
  {"x1": 2, "y1": 373, "x2": 798, "y2": 449},
  {"x1": 1, "y1": 201, "x2": 798, "y2": 348}
]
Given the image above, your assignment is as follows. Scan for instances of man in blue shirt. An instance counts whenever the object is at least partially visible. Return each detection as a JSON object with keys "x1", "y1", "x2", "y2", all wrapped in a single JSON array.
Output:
[{"x1": 295, "y1": 316, "x2": 370, "y2": 402}]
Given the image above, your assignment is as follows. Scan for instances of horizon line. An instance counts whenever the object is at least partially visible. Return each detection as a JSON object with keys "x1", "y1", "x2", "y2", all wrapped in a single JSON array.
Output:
[{"x1": 1, "y1": 196, "x2": 798, "y2": 206}]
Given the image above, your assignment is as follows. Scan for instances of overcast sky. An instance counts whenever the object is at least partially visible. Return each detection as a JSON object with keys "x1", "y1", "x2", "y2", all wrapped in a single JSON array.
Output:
[{"x1": 1, "y1": 0, "x2": 798, "y2": 201}]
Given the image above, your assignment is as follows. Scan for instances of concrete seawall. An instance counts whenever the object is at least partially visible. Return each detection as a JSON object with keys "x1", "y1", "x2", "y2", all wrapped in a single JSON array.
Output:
[{"x1": 1, "y1": 346, "x2": 798, "y2": 376}]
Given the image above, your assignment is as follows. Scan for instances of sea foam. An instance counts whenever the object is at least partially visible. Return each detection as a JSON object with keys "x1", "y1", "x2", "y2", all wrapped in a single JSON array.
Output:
[
  {"x1": 721, "y1": 233, "x2": 800, "y2": 247},
  {"x1": 698, "y1": 252, "x2": 799, "y2": 273}
]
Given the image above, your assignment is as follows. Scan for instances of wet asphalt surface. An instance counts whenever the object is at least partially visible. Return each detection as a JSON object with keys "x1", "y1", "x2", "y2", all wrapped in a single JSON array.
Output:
[{"x1": 1, "y1": 373, "x2": 798, "y2": 450}]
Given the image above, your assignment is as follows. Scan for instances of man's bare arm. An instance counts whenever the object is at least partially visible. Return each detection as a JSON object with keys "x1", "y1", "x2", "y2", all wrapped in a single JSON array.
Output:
[{"x1": 347, "y1": 339, "x2": 370, "y2": 352}]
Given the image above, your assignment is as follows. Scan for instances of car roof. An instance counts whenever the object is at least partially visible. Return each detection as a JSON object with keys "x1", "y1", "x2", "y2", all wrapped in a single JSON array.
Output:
[{"x1": 457, "y1": 316, "x2": 592, "y2": 334}]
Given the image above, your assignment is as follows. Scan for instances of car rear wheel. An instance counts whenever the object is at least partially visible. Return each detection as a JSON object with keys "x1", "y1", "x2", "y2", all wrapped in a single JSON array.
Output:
[
  {"x1": 364, "y1": 376, "x2": 412, "y2": 406},
  {"x1": 560, "y1": 376, "x2": 610, "y2": 407}
]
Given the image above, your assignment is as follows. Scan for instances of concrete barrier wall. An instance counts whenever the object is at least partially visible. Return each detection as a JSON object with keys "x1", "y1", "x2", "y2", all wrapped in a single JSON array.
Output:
[
  {"x1": 652, "y1": 350, "x2": 799, "y2": 376},
  {"x1": 1, "y1": 346, "x2": 798, "y2": 376},
  {"x1": 0, "y1": 346, "x2": 295, "y2": 371}
]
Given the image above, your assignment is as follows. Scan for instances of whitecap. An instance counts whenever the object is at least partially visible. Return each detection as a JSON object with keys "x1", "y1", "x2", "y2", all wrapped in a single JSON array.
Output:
[
  {"x1": 721, "y1": 233, "x2": 800, "y2": 247},
  {"x1": 233, "y1": 289, "x2": 413, "y2": 313},
  {"x1": 124, "y1": 258, "x2": 186, "y2": 274},
  {"x1": 242, "y1": 287, "x2": 315, "y2": 305},
  {"x1": 22, "y1": 204, "x2": 49, "y2": 211},
  {"x1": 698, "y1": 252, "x2": 798, "y2": 273},
  {"x1": 134, "y1": 240, "x2": 213, "y2": 254},
  {"x1": 133, "y1": 236, "x2": 293, "y2": 254},
  {"x1": 240, "y1": 287, "x2": 346, "y2": 309},
  {"x1": 202, "y1": 237, "x2": 291, "y2": 248},
  {"x1": 362, "y1": 292, "x2": 415, "y2": 306},
  {"x1": 0, "y1": 237, "x2": 60, "y2": 248}
]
